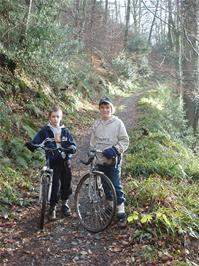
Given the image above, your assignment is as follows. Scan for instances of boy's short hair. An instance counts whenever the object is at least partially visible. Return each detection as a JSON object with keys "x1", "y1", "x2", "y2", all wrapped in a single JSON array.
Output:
[{"x1": 48, "y1": 105, "x2": 63, "y2": 117}]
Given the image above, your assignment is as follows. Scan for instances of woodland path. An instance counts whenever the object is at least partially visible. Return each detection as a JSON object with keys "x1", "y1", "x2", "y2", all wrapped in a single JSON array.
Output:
[{"x1": 0, "y1": 92, "x2": 143, "y2": 266}]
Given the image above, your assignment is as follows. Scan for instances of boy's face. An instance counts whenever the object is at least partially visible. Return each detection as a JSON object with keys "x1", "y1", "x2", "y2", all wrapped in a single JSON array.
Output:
[
  {"x1": 99, "y1": 103, "x2": 112, "y2": 120},
  {"x1": 49, "y1": 110, "x2": 62, "y2": 127}
]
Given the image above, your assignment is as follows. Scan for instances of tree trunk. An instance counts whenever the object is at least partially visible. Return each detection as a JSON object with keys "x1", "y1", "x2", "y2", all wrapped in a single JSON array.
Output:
[
  {"x1": 138, "y1": 0, "x2": 141, "y2": 35},
  {"x1": 148, "y1": 0, "x2": 160, "y2": 45},
  {"x1": 182, "y1": 0, "x2": 199, "y2": 132},
  {"x1": 131, "y1": 0, "x2": 139, "y2": 35},
  {"x1": 74, "y1": 0, "x2": 80, "y2": 28},
  {"x1": 115, "y1": 0, "x2": 118, "y2": 23},
  {"x1": 90, "y1": 0, "x2": 96, "y2": 64},
  {"x1": 79, "y1": 0, "x2": 87, "y2": 40},
  {"x1": 124, "y1": 0, "x2": 131, "y2": 49},
  {"x1": 104, "y1": 0, "x2": 108, "y2": 24},
  {"x1": 167, "y1": 0, "x2": 173, "y2": 49},
  {"x1": 176, "y1": 0, "x2": 183, "y2": 93},
  {"x1": 19, "y1": 0, "x2": 33, "y2": 48},
  {"x1": 25, "y1": 0, "x2": 33, "y2": 35}
]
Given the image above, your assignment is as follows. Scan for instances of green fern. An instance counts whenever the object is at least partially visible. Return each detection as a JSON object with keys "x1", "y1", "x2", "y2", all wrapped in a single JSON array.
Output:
[
  {"x1": 0, "y1": 140, "x2": 5, "y2": 158},
  {"x1": 22, "y1": 124, "x2": 36, "y2": 138},
  {"x1": 26, "y1": 103, "x2": 42, "y2": 118}
]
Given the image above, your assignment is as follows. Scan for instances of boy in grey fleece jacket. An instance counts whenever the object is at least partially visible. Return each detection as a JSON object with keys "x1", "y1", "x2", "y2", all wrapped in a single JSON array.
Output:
[{"x1": 90, "y1": 96, "x2": 129, "y2": 228}]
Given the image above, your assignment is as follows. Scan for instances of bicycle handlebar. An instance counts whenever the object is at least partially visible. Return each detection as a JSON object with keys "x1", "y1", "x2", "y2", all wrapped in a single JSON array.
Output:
[
  {"x1": 80, "y1": 149, "x2": 102, "y2": 165},
  {"x1": 30, "y1": 144, "x2": 73, "y2": 153},
  {"x1": 80, "y1": 157, "x2": 94, "y2": 165}
]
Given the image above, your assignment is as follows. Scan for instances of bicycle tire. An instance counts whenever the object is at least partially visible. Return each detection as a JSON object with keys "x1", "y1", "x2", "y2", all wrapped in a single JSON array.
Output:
[
  {"x1": 75, "y1": 171, "x2": 117, "y2": 233},
  {"x1": 39, "y1": 175, "x2": 49, "y2": 229}
]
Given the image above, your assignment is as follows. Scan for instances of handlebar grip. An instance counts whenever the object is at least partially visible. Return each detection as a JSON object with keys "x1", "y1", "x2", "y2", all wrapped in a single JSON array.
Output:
[{"x1": 80, "y1": 157, "x2": 94, "y2": 165}]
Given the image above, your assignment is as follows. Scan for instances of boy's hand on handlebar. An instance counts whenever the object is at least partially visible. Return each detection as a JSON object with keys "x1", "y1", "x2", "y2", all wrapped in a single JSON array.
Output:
[
  {"x1": 65, "y1": 145, "x2": 76, "y2": 154},
  {"x1": 25, "y1": 142, "x2": 36, "y2": 152},
  {"x1": 102, "y1": 146, "x2": 119, "y2": 159}
]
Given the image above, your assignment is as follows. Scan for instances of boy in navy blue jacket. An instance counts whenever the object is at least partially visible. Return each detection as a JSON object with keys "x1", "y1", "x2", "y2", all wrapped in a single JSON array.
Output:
[{"x1": 25, "y1": 106, "x2": 76, "y2": 220}]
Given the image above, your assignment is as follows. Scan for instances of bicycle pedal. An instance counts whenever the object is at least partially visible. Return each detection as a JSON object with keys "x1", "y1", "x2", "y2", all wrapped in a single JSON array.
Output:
[{"x1": 61, "y1": 205, "x2": 71, "y2": 217}]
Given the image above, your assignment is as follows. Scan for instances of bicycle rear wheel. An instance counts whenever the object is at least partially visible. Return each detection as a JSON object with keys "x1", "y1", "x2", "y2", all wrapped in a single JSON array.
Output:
[
  {"x1": 39, "y1": 175, "x2": 49, "y2": 229},
  {"x1": 75, "y1": 171, "x2": 117, "y2": 233}
]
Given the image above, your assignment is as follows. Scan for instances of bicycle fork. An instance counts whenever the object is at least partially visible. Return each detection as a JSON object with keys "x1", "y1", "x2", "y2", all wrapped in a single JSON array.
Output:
[
  {"x1": 39, "y1": 167, "x2": 53, "y2": 202},
  {"x1": 88, "y1": 174, "x2": 101, "y2": 203}
]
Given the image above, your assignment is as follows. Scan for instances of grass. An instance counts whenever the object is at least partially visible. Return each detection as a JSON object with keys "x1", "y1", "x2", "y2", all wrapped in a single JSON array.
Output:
[{"x1": 124, "y1": 85, "x2": 199, "y2": 246}]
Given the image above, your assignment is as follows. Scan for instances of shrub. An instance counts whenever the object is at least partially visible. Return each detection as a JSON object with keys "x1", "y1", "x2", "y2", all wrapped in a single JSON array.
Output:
[
  {"x1": 125, "y1": 85, "x2": 199, "y2": 240},
  {"x1": 111, "y1": 52, "x2": 137, "y2": 80},
  {"x1": 127, "y1": 35, "x2": 149, "y2": 53},
  {"x1": 125, "y1": 87, "x2": 199, "y2": 179},
  {"x1": 8, "y1": 138, "x2": 32, "y2": 168},
  {"x1": 0, "y1": 101, "x2": 12, "y2": 134},
  {"x1": 125, "y1": 176, "x2": 199, "y2": 237},
  {"x1": 125, "y1": 130, "x2": 199, "y2": 179}
]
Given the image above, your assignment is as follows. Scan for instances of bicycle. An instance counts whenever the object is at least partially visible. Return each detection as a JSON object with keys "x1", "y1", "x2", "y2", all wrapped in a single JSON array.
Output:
[
  {"x1": 75, "y1": 150, "x2": 117, "y2": 233},
  {"x1": 31, "y1": 145, "x2": 71, "y2": 230},
  {"x1": 37, "y1": 146, "x2": 53, "y2": 230}
]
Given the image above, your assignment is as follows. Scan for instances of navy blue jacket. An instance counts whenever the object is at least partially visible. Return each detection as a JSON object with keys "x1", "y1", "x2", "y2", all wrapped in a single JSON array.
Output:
[{"x1": 31, "y1": 125, "x2": 76, "y2": 162}]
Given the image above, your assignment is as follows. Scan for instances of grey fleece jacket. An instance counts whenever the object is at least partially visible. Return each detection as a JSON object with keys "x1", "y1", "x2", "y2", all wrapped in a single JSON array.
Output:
[{"x1": 90, "y1": 115, "x2": 129, "y2": 158}]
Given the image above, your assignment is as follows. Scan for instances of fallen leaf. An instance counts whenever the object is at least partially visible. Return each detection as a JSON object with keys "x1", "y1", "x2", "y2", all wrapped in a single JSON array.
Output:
[{"x1": 109, "y1": 246, "x2": 122, "y2": 252}]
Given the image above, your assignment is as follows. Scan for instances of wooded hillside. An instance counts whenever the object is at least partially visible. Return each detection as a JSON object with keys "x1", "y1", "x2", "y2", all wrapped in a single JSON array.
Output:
[{"x1": 0, "y1": 1, "x2": 199, "y2": 265}]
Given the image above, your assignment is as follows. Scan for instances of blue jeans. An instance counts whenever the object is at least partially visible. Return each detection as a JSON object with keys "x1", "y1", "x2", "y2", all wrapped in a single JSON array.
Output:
[{"x1": 97, "y1": 162, "x2": 125, "y2": 205}]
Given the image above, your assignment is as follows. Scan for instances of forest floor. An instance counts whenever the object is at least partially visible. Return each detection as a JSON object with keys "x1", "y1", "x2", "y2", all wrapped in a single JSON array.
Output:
[{"x1": 0, "y1": 92, "x2": 144, "y2": 266}]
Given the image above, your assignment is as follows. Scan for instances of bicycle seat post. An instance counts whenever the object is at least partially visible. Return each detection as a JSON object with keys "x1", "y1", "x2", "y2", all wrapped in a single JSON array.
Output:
[{"x1": 91, "y1": 156, "x2": 95, "y2": 172}]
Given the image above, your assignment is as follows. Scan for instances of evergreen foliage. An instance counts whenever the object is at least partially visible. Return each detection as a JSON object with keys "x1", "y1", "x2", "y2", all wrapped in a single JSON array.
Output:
[
  {"x1": 125, "y1": 87, "x2": 199, "y2": 179},
  {"x1": 126, "y1": 176, "x2": 199, "y2": 237},
  {"x1": 125, "y1": 86, "x2": 199, "y2": 240},
  {"x1": 128, "y1": 36, "x2": 149, "y2": 52}
]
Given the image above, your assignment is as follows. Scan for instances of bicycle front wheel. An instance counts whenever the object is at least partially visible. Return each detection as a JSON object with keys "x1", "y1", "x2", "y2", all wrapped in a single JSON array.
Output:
[{"x1": 75, "y1": 171, "x2": 117, "y2": 233}]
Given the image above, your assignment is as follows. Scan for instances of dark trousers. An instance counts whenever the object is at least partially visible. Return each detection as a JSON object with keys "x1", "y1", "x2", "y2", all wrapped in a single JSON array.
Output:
[
  {"x1": 50, "y1": 159, "x2": 72, "y2": 206},
  {"x1": 98, "y1": 162, "x2": 125, "y2": 205}
]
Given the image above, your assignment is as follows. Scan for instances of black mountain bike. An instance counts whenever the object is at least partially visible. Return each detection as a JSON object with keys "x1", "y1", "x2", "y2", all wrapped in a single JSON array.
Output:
[
  {"x1": 32, "y1": 146, "x2": 71, "y2": 230},
  {"x1": 38, "y1": 147, "x2": 53, "y2": 229},
  {"x1": 75, "y1": 150, "x2": 117, "y2": 233}
]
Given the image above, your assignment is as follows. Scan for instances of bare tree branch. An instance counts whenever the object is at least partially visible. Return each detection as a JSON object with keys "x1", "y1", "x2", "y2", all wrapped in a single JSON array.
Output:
[
  {"x1": 141, "y1": 0, "x2": 199, "y2": 55},
  {"x1": 25, "y1": 0, "x2": 33, "y2": 35}
]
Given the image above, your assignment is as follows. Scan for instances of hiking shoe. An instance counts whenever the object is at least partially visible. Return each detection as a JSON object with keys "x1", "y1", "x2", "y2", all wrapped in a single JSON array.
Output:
[
  {"x1": 48, "y1": 206, "x2": 56, "y2": 221},
  {"x1": 117, "y1": 202, "x2": 125, "y2": 213},
  {"x1": 61, "y1": 204, "x2": 71, "y2": 217},
  {"x1": 117, "y1": 213, "x2": 127, "y2": 228}
]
